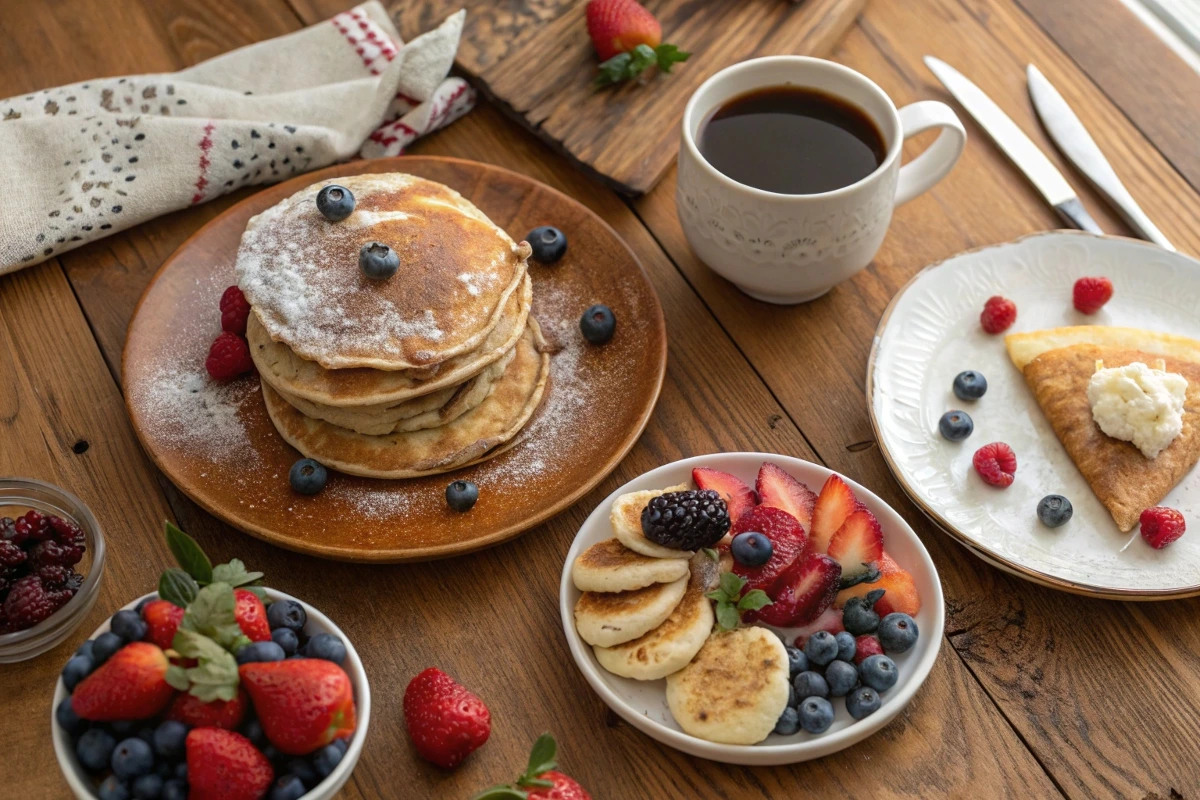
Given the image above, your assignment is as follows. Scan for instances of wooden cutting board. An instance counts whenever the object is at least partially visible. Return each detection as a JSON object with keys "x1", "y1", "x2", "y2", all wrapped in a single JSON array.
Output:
[{"x1": 392, "y1": 0, "x2": 867, "y2": 195}]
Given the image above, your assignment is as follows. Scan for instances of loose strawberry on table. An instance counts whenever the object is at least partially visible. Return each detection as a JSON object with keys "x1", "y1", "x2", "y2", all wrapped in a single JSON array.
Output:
[
  {"x1": 404, "y1": 667, "x2": 492, "y2": 769},
  {"x1": 473, "y1": 733, "x2": 592, "y2": 800}
]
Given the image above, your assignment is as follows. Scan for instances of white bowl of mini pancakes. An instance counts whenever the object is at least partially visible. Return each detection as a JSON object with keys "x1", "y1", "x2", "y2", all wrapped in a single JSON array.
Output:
[{"x1": 559, "y1": 453, "x2": 944, "y2": 766}]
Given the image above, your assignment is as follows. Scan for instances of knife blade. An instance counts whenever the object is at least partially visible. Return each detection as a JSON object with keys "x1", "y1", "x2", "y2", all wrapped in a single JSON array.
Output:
[
  {"x1": 1027, "y1": 64, "x2": 1175, "y2": 251},
  {"x1": 923, "y1": 56, "x2": 1102, "y2": 235}
]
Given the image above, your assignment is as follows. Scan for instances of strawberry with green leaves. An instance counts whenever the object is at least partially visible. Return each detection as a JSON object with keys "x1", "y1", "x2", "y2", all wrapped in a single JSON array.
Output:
[
  {"x1": 72, "y1": 641, "x2": 176, "y2": 721},
  {"x1": 586, "y1": 0, "x2": 689, "y2": 87},
  {"x1": 474, "y1": 734, "x2": 591, "y2": 800},
  {"x1": 240, "y1": 659, "x2": 357, "y2": 755}
]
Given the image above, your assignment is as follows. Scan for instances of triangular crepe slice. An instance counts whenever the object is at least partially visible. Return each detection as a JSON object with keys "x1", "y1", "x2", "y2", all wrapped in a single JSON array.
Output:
[{"x1": 1005, "y1": 327, "x2": 1200, "y2": 531}]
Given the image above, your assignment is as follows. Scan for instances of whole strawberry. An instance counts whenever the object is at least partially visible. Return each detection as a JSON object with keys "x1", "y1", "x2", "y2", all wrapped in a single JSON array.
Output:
[
  {"x1": 1073, "y1": 276, "x2": 1113, "y2": 315},
  {"x1": 72, "y1": 642, "x2": 175, "y2": 720},
  {"x1": 586, "y1": 0, "x2": 689, "y2": 86},
  {"x1": 234, "y1": 588, "x2": 272, "y2": 641},
  {"x1": 220, "y1": 285, "x2": 252, "y2": 336},
  {"x1": 473, "y1": 734, "x2": 591, "y2": 800},
  {"x1": 206, "y1": 331, "x2": 254, "y2": 381},
  {"x1": 980, "y1": 295, "x2": 1017, "y2": 334},
  {"x1": 1140, "y1": 506, "x2": 1186, "y2": 549},
  {"x1": 168, "y1": 687, "x2": 248, "y2": 729},
  {"x1": 240, "y1": 658, "x2": 357, "y2": 755},
  {"x1": 141, "y1": 599, "x2": 186, "y2": 650},
  {"x1": 187, "y1": 728, "x2": 274, "y2": 800},
  {"x1": 404, "y1": 667, "x2": 491, "y2": 769}
]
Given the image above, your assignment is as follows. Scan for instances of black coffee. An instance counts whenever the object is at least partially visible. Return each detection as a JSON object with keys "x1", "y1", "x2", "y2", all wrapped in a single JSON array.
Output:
[{"x1": 699, "y1": 85, "x2": 886, "y2": 195}]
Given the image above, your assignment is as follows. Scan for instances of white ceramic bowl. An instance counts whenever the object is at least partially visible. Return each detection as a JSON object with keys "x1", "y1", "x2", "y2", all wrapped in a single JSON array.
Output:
[
  {"x1": 51, "y1": 588, "x2": 370, "y2": 799},
  {"x1": 559, "y1": 453, "x2": 944, "y2": 765}
]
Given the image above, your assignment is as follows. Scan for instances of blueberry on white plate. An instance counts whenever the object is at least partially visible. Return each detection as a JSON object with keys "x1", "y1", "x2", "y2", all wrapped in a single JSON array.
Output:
[
  {"x1": 952, "y1": 370, "x2": 987, "y2": 401},
  {"x1": 938, "y1": 410, "x2": 973, "y2": 442}
]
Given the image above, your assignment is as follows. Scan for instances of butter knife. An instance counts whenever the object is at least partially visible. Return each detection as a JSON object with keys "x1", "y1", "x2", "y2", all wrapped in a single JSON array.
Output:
[
  {"x1": 1027, "y1": 64, "x2": 1175, "y2": 251},
  {"x1": 923, "y1": 56, "x2": 1102, "y2": 235}
]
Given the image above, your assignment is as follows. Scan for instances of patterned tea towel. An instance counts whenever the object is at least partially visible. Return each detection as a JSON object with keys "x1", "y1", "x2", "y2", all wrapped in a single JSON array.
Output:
[{"x1": 0, "y1": 1, "x2": 476, "y2": 275}]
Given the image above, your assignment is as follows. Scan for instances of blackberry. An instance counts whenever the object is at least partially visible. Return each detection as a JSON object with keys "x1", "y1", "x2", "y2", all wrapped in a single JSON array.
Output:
[{"x1": 640, "y1": 490, "x2": 730, "y2": 550}]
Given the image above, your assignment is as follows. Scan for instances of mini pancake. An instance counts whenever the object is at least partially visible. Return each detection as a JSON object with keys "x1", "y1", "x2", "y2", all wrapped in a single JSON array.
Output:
[
  {"x1": 665, "y1": 626, "x2": 790, "y2": 746},
  {"x1": 593, "y1": 553, "x2": 718, "y2": 680},
  {"x1": 611, "y1": 485, "x2": 694, "y2": 559},
  {"x1": 237, "y1": 173, "x2": 530, "y2": 370},
  {"x1": 572, "y1": 538, "x2": 691, "y2": 593},
  {"x1": 262, "y1": 319, "x2": 549, "y2": 479},
  {"x1": 248, "y1": 272, "x2": 531, "y2": 408},
  {"x1": 573, "y1": 574, "x2": 688, "y2": 648},
  {"x1": 274, "y1": 345, "x2": 513, "y2": 436}
]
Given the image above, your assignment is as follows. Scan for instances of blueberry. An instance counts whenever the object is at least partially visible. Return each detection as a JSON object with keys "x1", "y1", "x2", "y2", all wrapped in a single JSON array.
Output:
[
  {"x1": 62, "y1": 654, "x2": 94, "y2": 691},
  {"x1": 286, "y1": 758, "x2": 317, "y2": 786},
  {"x1": 878, "y1": 613, "x2": 919, "y2": 654},
  {"x1": 111, "y1": 609, "x2": 148, "y2": 642},
  {"x1": 784, "y1": 645, "x2": 807, "y2": 677},
  {"x1": 331, "y1": 737, "x2": 349, "y2": 756},
  {"x1": 824, "y1": 659, "x2": 859, "y2": 697},
  {"x1": 135, "y1": 595, "x2": 157, "y2": 614},
  {"x1": 174, "y1": 763, "x2": 188, "y2": 781},
  {"x1": 841, "y1": 590, "x2": 884, "y2": 636},
  {"x1": 834, "y1": 631, "x2": 857, "y2": 662},
  {"x1": 272, "y1": 626, "x2": 299, "y2": 656},
  {"x1": 804, "y1": 631, "x2": 839, "y2": 666},
  {"x1": 952, "y1": 370, "x2": 988, "y2": 401},
  {"x1": 92, "y1": 631, "x2": 124, "y2": 665},
  {"x1": 76, "y1": 639, "x2": 96, "y2": 659},
  {"x1": 153, "y1": 721, "x2": 188, "y2": 760},
  {"x1": 56, "y1": 696, "x2": 87, "y2": 736},
  {"x1": 241, "y1": 718, "x2": 266, "y2": 747},
  {"x1": 303, "y1": 632, "x2": 347, "y2": 665},
  {"x1": 271, "y1": 775, "x2": 308, "y2": 800},
  {"x1": 846, "y1": 686, "x2": 881, "y2": 720},
  {"x1": 1037, "y1": 494, "x2": 1073, "y2": 528},
  {"x1": 938, "y1": 410, "x2": 974, "y2": 442},
  {"x1": 137, "y1": 727, "x2": 157, "y2": 748},
  {"x1": 262, "y1": 744, "x2": 282, "y2": 763},
  {"x1": 236, "y1": 640, "x2": 286, "y2": 664},
  {"x1": 267, "y1": 599, "x2": 307, "y2": 632},
  {"x1": 798, "y1": 696, "x2": 835, "y2": 734},
  {"x1": 527, "y1": 226, "x2": 568, "y2": 264},
  {"x1": 792, "y1": 670, "x2": 829, "y2": 700},
  {"x1": 77, "y1": 727, "x2": 117, "y2": 772},
  {"x1": 112, "y1": 737, "x2": 155, "y2": 779},
  {"x1": 358, "y1": 241, "x2": 399, "y2": 280},
  {"x1": 580, "y1": 304, "x2": 616, "y2": 345},
  {"x1": 161, "y1": 779, "x2": 188, "y2": 800},
  {"x1": 445, "y1": 480, "x2": 479, "y2": 512},
  {"x1": 316, "y1": 184, "x2": 355, "y2": 222},
  {"x1": 787, "y1": 682, "x2": 796, "y2": 708},
  {"x1": 132, "y1": 773, "x2": 164, "y2": 800},
  {"x1": 111, "y1": 719, "x2": 139, "y2": 737},
  {"x1": 98, "y1": 775, "x2": 131, "y2": 800},
  {"x1": 773, "y1": 706, "x2": 800, "y2": 736},
  {"x1": 154, "y1": 762, "x2": 172, "y2": 779},
  {"x1": 730, "y1": 531, "x2": 773, "y2": 568},
  {"x1": 859, "y1": 654, "x2": 898, "y2": 692},
  {"x1": 289, "y1": 458, "x2": 327, "y2": 495},
  {"x1": 313, "y1": 740, "x2": 345, "y2": 777}
]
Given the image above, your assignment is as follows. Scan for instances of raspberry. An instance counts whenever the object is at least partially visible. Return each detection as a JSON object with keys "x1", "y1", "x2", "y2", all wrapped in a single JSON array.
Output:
[
  {"x1": 48, "y1": 515, "x2": 85, "y2": 548},
  {"x1": 15, "y1": 509, "x2": 51, "y2": 543},
  {"x1": 1073, "y1": 276, "x2": 1113, "y2": 315},
  {"x1": 220, "y1": 285, "x2": 252, "y2": 336},
  {"x1": 0, "y1": 517, "x2": 21, "y2": 545},
  {"x1": 1140, "y1": 507, "x2": 1185, "y2": 549},
  {"x1": 37, "y1": 565, "x2": 80, "y2": 590},
  {"x1": 973, "y1": 442, "x2": 1017, "y2": 488},
  {"x1": 205, "y1": 331, "x2": 255, "y2": 381},
  {"x1": 47, "y1": 588, "x2": 76, "y2": 611},
  {"x1": 980, "y1": 295, "x2": 1017, "y2": 334},
  {"x1": 28, "y1": 539, "x2": 83, "y2": 569},
  {"x1": 0, "y1": 540, "x2": 26, "y2": 569},
  {"x1": 3, "y1": 575, "x2": 57, "y2": 630}
]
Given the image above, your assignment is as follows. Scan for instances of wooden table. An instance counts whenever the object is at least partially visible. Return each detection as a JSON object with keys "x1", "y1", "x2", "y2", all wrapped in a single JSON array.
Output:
[{"x1": 4, "y1": 0, "x2": 1200, "y2": 797}]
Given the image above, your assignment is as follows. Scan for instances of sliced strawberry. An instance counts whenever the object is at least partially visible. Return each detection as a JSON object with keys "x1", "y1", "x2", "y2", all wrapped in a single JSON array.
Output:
[
  {"x1": 745, "y1": 552, "x2": 841, "y2": 627},
  {"x1": 730, "y1": 506, "x2": 806, "y2": 595},
  {"x1": 756, "y1": 462, "x2": 817, "y2": 530},
  {"x1": 826, "y1": 507, "x2": 884, "y2": 578},
  {"x1": 789, "y1": 607, "x2": 845, "y2": 648},
  {"x1": 809, "y1": 474, "x2": 859, "y2": 554},
  {"x1": 836, "y1": 552, "x2": 922, "y2": 616},
  {"x1": 692, "y1": 467, "x2": 756, "y2": 528}
]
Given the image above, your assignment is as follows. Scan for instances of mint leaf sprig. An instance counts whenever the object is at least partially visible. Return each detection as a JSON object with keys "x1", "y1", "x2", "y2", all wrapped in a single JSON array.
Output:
[
  {"x1": 706, "y1": 572, "x2": 772, "y2": 631},
  {"x1": 160, "y1": 522, "x2": 267, "y2": 607}
]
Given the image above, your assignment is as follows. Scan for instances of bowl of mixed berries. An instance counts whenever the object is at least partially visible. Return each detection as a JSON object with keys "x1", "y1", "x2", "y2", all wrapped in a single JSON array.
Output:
[
  {"x1": 0, "y1": 478, "x2": 105, "y2": 663},
  {"x1": 51, "y1": 523, "x2": 370, "y2": 800}
]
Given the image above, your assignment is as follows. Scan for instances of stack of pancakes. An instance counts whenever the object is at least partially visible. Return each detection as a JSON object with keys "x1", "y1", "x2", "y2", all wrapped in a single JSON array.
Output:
[{"x1": 234, "y1": 173, "x2": 550, "y2": 479}]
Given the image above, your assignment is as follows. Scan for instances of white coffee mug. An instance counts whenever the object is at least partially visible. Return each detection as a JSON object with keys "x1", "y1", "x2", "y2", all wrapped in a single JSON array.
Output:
[{"x1": 677, "y1": 56, "x2": 966, "y2": 304}]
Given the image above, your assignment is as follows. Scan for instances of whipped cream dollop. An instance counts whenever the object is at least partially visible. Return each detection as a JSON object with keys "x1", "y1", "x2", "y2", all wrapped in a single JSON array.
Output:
[{"x1": 1087, "y1": 361, "x2": 1188, "y2": 459}]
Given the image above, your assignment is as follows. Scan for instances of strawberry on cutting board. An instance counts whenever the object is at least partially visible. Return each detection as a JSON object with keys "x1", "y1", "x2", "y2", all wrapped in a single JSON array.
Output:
[
  {"x1": 404, "y1": 667, "x2": 492, "y2": 769},
  {"x1": 586, "y1": 0, "x2": 689, "y2": 86},
  {"x1": 756, "y1": 462, "x2": 818, "y2": 530},
  {"x1": 72, "y1": 642, "x2": 176, "y2": 721},
  {"x1": 187, "y1": 728, "x2": 274, "y2": 800},
  {"x1": 240, "y1": 658, "x2": 357, "y2": 755},
  {"x1": 693, "y1": 467, "x2": 756, "y2": 528}
]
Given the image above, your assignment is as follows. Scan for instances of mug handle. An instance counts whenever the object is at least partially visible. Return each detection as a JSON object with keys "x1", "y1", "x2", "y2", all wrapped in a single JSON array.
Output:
[{"x1": 893, "y1": 101, "x2": 966, "y2": 207}]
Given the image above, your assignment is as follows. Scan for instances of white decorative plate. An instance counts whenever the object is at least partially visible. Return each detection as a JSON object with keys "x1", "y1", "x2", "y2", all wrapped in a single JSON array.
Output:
[
  {"x1": 559, "y1": 453, "x2": 944, "y2": 765},
  {"x1": 869, "y1": 231, "x2": 1200, "y2": 598}
]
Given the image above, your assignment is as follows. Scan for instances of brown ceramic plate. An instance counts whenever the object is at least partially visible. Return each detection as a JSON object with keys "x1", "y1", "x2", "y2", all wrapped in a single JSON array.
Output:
[{"x1": 123, "y1": 157, "x2": 666, "y2": 562}]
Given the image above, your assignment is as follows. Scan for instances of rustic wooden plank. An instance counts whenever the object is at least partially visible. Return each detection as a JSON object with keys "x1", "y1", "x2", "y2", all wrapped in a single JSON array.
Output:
[
  {"x1": 632, "y1": 0, "x2": 1200, "y2": 796},
  {"x1": 1011, "y1": 0, "x2": 1200, "y2": 195}
]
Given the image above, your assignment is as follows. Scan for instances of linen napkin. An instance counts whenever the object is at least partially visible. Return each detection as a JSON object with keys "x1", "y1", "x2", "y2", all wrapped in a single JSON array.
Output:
[{"x1": 0, "y1": 1, "x2": 476, "y2": 275}]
